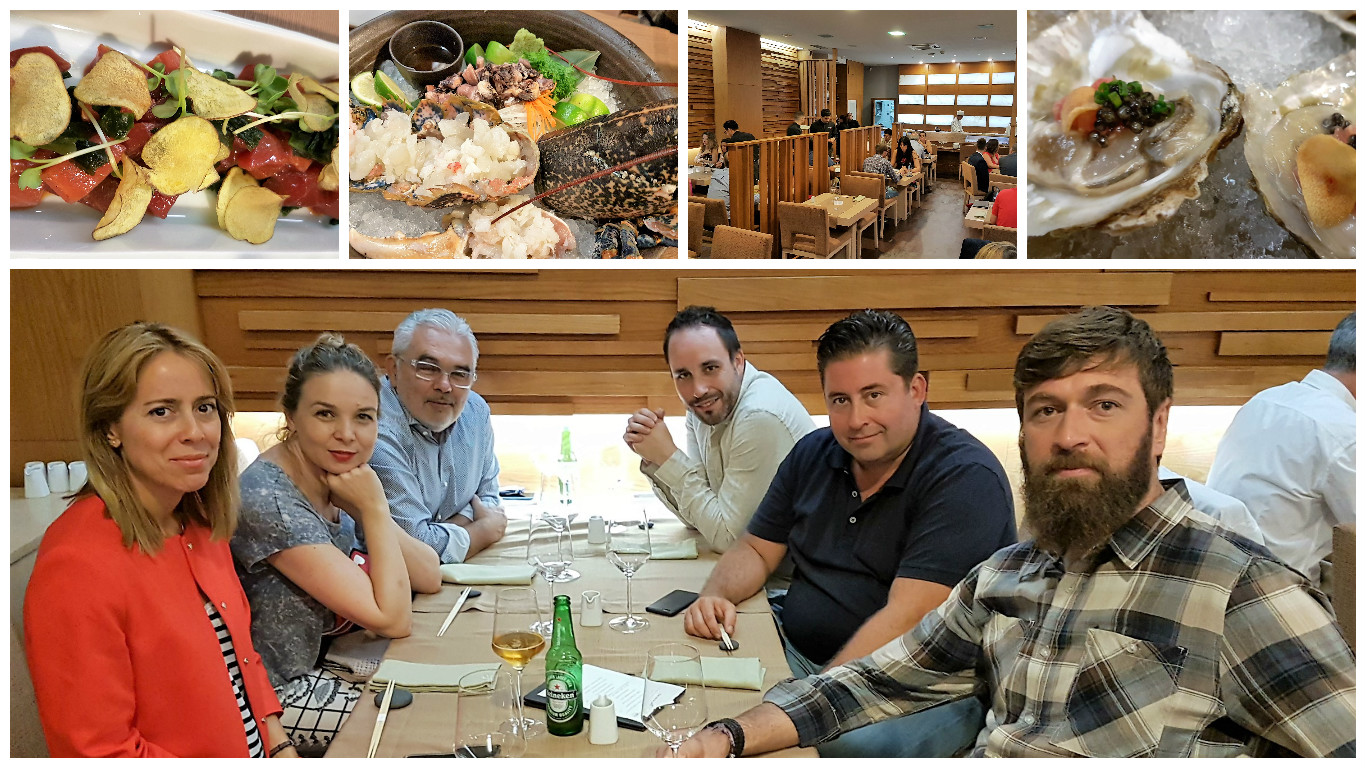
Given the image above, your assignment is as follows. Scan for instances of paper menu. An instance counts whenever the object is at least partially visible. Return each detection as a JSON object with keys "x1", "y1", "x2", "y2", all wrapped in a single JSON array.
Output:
[{"x1": 583, "y1": 664, "x2": 682, "y2": 725}]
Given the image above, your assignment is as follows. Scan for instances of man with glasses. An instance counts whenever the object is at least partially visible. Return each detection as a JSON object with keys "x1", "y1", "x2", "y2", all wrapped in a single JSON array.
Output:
[{"x1": 368, "y1": 309, "x2": 507, "y2": 563}]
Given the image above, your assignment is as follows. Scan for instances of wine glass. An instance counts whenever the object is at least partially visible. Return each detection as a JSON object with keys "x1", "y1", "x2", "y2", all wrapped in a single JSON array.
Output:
[
  {"x1": 606, "y1": 507, "x2": 652, "y2": 633},
  {"x1": 491, "y1": 587, "x2": 546, "y2": 739},
  {"x1": 533, "y1": 501, "x2": 579, "y2": 583},
  {"x1": 641, "y1": 643, "x2": 709, "y2": 756},
  {"x1": 525, "y1": 521, "x2": 566, "y2": 636},
  {"x1": 455, "y1": 667, "x2": 526, "y2": 758}
]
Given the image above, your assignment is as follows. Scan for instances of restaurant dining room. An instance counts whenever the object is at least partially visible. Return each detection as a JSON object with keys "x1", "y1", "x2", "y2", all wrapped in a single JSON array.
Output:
[
  {"x1": 10, "y1": 267, "x2": 1356, "y2": 757},
  {"x1": 687, "y1": 11, "x2": 1018, "y2": 259}
]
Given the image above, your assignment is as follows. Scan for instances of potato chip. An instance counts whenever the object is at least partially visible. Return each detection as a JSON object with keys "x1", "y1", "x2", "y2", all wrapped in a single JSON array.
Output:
[
  {"x1": 214, "y1": 136, "x2": 231, "y2": 164},
  {"x1": 185, "y1": 66, "x2": 256, "y2": 119},
  {"x1": 93, "y1": 158, "x2": 153, "y2": 240},
  {"x1": 300, "y1": 76, "x2": 340, "y2": 103},
  {"x1": 73, "y1": 49, "x2": 152, "y2": 119},
  {"x1": 11, "y1": 52, "x2": 71, "y2": 146},
  {"x1": 1297, "y1": 134, "x2": 1356, "y2": 229},
  {"x1": 216, "y1": 167, "x2": 258, "y2": 229},
  {"x1": 142, "y1": 115, "x2": 221, "y2": 195},
  {"x1": 223, "y1": 185, "x2": 284, "y2": 244},
  {"x1": 298, "y1": 93, "x2": 336, "y2": 132},
  {"x1": 196, "y1": 167, "x2": 220, "y2": 192},
  {"x1": 318, "y1": 147, "x2": 339, "y2": 192}
]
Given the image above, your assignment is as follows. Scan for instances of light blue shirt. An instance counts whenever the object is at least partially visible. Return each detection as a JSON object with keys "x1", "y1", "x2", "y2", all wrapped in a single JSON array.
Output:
[{"x1": 368, "y1": 376, "x2": 501, "y2": 563}]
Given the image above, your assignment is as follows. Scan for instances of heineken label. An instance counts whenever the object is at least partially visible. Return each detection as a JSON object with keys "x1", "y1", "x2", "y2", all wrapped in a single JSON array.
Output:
[{"x1": 545, "y1": 672, "x2": 581, "y2": 720}]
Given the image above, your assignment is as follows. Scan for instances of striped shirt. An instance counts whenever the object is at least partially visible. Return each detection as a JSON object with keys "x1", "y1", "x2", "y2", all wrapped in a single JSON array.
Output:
[
  {"x1": 369, "y1": 377, "x2": 502, "y2": 563},
  {"x1": 764, "y1": 487, "x2": 1356, "y2": 757},
  {"x1": 204, "y1": 600, "x2": 265, "y2": 758}
]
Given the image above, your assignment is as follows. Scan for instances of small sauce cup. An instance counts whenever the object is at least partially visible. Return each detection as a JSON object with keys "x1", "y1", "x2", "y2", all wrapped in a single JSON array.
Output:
[{"x1": 388, "y1": 20, "x2": 465, "y2": 88}]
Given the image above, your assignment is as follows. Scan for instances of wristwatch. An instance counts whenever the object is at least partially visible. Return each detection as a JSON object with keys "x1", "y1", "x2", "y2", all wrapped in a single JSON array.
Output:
[{"x1": 703, "y1": 718, "x2": 744, "y2": 758}]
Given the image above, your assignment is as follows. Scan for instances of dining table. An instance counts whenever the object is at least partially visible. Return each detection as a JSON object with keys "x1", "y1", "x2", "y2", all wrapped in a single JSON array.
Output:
[
  {"x1": 324, "y1": 498, "x2": 815, "y2": 758},
  {"x1": 935, "y1": 147, "x2": 961, "y2": 180},
  {"x1": 964, "y1": 200, "x2": 991, "y2": 234},
  {"x1": 801, "y1": 193, "x2": 878, "y2": 259}
]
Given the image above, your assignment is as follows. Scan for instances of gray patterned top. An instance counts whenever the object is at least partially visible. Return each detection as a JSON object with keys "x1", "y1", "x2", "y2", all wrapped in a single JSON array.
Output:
[{"x1": 231, "y1": 459, "x2": 360, "y2": 690}]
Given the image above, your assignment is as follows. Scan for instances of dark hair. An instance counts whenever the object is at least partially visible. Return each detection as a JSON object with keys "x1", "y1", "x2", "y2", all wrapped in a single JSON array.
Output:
[
  {"x1": 816, "y1": 310, "x2": 919, "y2": 382},
  {"x1": 281, "y1": 333, "x2": 382, "y2": 421},
  {"x1": 1013, "y1": 306, "x2": 1172, "y2": 417},
  {"x1": 898, "y1": 135, "x2": 911, "y2": 149},
  {"x1": 987, "y1": 138, "x2": 999, "y2": 153},
  {"x1": 976, "y1": 137, "x2": 987, "y2": 149},
  {"x1": 723, "y1": 120, "x2": 739, "y2": 131},
  {"x1": 821, "y1": 108, "x2": 831, "y2": 117},
  {"x1": 1326, "y1": 312, "x2": 1355, "y2": 373},
  {"x1": 663, "y1": 306, "x2": 741, "y2": 362}
]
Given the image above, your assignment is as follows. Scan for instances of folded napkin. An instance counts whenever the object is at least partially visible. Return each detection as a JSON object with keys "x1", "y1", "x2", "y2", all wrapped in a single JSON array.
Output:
[
  {"x1": 322, "y1": 631, "x2": 392, "y2": 680},
  {"x1": 367, "y1": 660, "x2": 502, "y2": 693},
  {"x1": 649, "y1": 540, "x2": 698, "y2": 560},
  {"x1": 649, "y1": 656, "x2": 765, "y2": 691},
  {"x1": 440, "y1": 563, "x2": 536, "y2": 585}
]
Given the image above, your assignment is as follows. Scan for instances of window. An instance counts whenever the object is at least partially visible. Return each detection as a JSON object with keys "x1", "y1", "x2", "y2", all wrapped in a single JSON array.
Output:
[
  {"x1": 899, "y1": 74, "x2": 926, "y2": 85},
  {"x1": 958, "y1": 72, "x2": 990, "y2": 85},
  {"x1": 928, "y1": 73, "x2": 957, "y2": 85},
  {"x1": 957, "y1": 94, "x2": 988, "y2": 106},
  {"x1": 897, "y1": 113, "x2": 916, "y2": 124},
  {"x1": 901, "y1": 113, "x2": 925, "y2": 124},
  {"x1": 902, "y1": 94, "x2": 925, "y2": 105},
  {"x1": 989, "y1": 94, "x2": 1014, "y2": 107},
  {"x1": 992, "y1": 71, "x2": 1015, "y2": 84},
  {"x1": 926, "y1": 114, "x2": 954, "y2": 125},
  {"x1": 988, "y1": 116, "x2": 1012, "y2": 128},
  {"x1": 962, "y1": 116, "x2": 988, "y2": 127},
  {"x1": 927, "y1": 94, "x2": 955, "y2": 106}
]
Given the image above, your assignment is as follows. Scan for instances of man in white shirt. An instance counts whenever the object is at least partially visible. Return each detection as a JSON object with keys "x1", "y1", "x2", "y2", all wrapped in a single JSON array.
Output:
[
  {"x1": 950, "y1": 110, "x2": 965, "y2": 132},
  {"x1": 624, "y1": 306, "x2": 816, "y2": 553},
  {"x1": 1206, "y1": 313, "x2": 1356, "y2": 589}
]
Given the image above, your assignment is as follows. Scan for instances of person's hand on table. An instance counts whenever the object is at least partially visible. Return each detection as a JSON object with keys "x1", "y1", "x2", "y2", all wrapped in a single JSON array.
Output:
[
  {"x1": 657, "y1": 727, "x2": 732, "y2": 757},
  {"x1": 624, "y1": 407, "x2": 676, "y2": 467},
  {"x1": 683, "y1": 596, "x2": 736, "y2": 640}
]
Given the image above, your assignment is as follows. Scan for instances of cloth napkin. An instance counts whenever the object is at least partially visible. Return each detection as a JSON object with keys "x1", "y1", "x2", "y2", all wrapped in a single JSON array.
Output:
[
  {"x1": 649, "y1": 656, "x2": 765, "y2": 691},
  {"x1": 440, "y1": 563, "x2": 536, "y2": 585},
  {"x1": 366, "y1": 660, "x2": 502, "y2": 692},
  {"x1": 321, "y1": 631, "x2": 392, "y2": 681},
  {"x1": 648, "y1": 540, "x2": 698, "y2": 560}
]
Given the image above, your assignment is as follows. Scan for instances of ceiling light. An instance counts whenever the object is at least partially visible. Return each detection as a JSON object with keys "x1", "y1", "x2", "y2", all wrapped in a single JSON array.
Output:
[
  {"x1": 889, "y1": 30, "x2": 905, "y2": 36},
  {"x1": 988, "y1": 58, "x2": 993, "y2": 62}
]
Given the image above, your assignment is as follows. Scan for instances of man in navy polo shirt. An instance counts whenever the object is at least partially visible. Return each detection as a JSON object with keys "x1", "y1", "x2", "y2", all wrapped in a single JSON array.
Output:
[{"x1": 681, "y1": 309, "x2": 1016, "y2": 757}]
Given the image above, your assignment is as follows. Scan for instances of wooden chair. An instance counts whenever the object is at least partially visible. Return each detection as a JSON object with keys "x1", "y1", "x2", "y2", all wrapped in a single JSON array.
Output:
[
  {"x1": 710, "y1": 225, "x2": 774, "y2": 259},
  {"x1": 687, "y1": 201, "x2": 705, "y2": 257},
  {"x1": 687, "y1": 195, "x2": 727, "y2": 242},
  {"x1": 983, "y1": 224, "x2": 1017, "y2": 244},
  {"x1": 962, "y1": 160, "x2": 986, "y2": 213},
  {"x1": 989, "y1": 172, "x2": 1016, "y2": 188},
  {"x1": 777, "y1": 201, "x2": 854, "y2": 259},
  {"x1": 838, "y1": 173, "x2": 885, "y2": 254},
  {"x1": 845, "y1": 170, "x2": 898, "y2": 232}
]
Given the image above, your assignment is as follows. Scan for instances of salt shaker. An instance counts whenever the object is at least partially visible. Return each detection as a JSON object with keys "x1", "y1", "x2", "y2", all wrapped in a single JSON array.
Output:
[
  {"x1": 588, "y1": 695, "x2": 618, "y2": 745},
  {"x1": 46, "y1": 461, "x2": 69, "y2": 494},
  {"x1": 581, "y1": 590, "x2": 603, "y2": 627},
  {"x1": 586, "y1": 515, "x2": 607, "y2": 544}
]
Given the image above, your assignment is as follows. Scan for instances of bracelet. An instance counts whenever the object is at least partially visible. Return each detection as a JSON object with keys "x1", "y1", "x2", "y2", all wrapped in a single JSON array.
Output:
[
  {"x1": 268, "y1": 738, "x2": 295, "y2": 758},
  {"x1": 704, "y1": 718, "x2": 744, "y2": 758}
]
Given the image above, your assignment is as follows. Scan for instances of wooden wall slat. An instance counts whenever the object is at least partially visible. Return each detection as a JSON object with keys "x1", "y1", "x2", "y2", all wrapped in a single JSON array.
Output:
[
  {"x1": 237, "y1": 310, "x2": 621, "y2": 335},
  {"x1": 1218, "y1": 331, "x2": 1333, "y2": 357},
  {"x1": 1016, "y1": 310, "x2": 1349, "y2": 335}
]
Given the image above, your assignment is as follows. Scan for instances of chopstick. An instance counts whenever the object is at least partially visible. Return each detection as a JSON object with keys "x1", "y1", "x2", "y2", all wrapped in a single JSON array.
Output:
[
  {"x1": 719, "y1": 626, "x2": 736, "y2": 657},
  {"x1": 367, "y1": 680, "x2": 396, "y2": 758},
  {"x1": 437, "y1": 586, "x2": 474, "y2": 637}
]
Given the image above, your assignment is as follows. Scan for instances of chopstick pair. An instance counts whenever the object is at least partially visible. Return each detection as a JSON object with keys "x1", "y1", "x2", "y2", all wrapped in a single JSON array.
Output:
[
  {"x1": 366, "y1": 679, "x2": 396, "y2": 758},
  {"x1": 437, "y1": 586, "x2": 474, "y2": 637}
]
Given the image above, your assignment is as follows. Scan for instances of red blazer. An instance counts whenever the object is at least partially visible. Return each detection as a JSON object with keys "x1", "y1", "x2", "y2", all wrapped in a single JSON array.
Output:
[{"x1": 24, "y1": 495, "x2": 283, "y2": 757}]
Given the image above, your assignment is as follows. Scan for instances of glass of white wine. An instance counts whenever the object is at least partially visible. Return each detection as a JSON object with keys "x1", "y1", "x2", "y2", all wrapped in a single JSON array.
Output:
[
  {"x1": 455, "y1": 667, "x2": 526, "y2": 758},
  {"x1": 642, "y1": 643, "x2": 709, "y2": 756},
  {"x1": 525, "y1": 521, "x2": 566, "y2": 636},
  {"x1": 491, "y1": 587, "x2": 547, "y2": 739},
  {"x1": 606, "y1": 507, "x2": 652, "y2": 633}
]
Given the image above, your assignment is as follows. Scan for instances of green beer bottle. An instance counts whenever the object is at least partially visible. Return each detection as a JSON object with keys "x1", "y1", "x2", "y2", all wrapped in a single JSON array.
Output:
[{"x1": 545, "y1": 594, "x2": 584, "y2": 736}]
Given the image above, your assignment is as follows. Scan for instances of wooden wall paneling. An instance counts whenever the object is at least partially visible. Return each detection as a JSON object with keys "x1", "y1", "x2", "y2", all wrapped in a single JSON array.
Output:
[
  {"x1": 713, "y1": 27, "x2": 764, "y2": 142},
  {"x1": 196, "y1": 269, "x2": 672, "y2": 301},
  {"x1": 1217, "y1": 331, "x2": 1333, "y2": 357},
  {"x1": 235, "y1": 310, "x2": 622, "y2": 335},
  {"x1": 687, "y1": 22, "x2": 716, "y2": 147},
  {"x1": 761, "y1": 42, "x2": 801, "y2": 137},
  {"x1": 1016, "y1": 309, "x2": 1351, "y2": 335},
  {"x1": 895, "y1": 60, "x2": 1016, "y2": 134}
]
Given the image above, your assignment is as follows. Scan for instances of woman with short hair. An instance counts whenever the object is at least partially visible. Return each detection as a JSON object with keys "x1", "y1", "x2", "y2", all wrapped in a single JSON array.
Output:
[
  {"x1": 24, "y1": 322, "x2": 295, "y2": 757},
  {"x1": 231, "y1": 334, "x2": 440, "y2": 755}
]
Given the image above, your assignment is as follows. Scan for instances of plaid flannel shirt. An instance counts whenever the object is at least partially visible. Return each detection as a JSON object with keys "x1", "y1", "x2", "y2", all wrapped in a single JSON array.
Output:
[{"x1": 764, "y1": 487, "x2": 1356, "y2": 757}]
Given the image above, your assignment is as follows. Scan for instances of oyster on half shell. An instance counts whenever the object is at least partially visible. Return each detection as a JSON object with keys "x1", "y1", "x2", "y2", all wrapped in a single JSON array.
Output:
[
  {"x1": 1243, "y1": 54, "x2": 1356, "y2": 259},
  {"x1": 1028, "y1": 11, "x2": 1243, "y2": 236}
]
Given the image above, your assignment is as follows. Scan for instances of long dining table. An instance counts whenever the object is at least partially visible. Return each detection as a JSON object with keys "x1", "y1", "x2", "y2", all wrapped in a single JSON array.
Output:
[{"x1": 325, "y1": 498, "x2": 815, "y2": 758}]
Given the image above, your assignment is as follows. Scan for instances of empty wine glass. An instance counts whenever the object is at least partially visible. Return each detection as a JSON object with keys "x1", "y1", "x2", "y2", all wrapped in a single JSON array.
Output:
[
  {"x1": 533, "y1": 503, "x2": 579, "y2": 583},
  {"x1": 455, "y1": 667, "x2": 526, "y2": 758},
  {"x1": 525, "y1": 521, "x2": 566, "y2": 636},
  {"x1": 606, "y1": 507, "x2": 652, "y2": 633},
  {"x1": 641, "y1": 643, "x2": 709, "y2": 756},
  {"x1": 491, "y1": 587, "x2": 546, "y2": 739}
]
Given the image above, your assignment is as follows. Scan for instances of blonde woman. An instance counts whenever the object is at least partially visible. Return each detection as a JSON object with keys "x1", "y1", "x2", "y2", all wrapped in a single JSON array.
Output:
[
  {"x1": 231, "y1": 334, "x2": 440, "y2": 755},
  {"x1": 24, "y1": 322, "x2": 295, "y2": 757}
]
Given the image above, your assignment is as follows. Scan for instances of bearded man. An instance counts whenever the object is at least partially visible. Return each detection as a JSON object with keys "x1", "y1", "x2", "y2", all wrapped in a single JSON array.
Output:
[
  {"x1": 667, "y1": 306, "x2": 1356, "y2": 759},
  {"x1": 625, "y1": 306, "x2": 815, "y2": 553}
]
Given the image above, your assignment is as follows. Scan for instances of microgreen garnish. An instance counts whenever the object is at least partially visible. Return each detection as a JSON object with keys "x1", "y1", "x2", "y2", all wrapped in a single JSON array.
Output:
[{"x1": 14, "y1": 136, "x2": 127, "y2": 190}]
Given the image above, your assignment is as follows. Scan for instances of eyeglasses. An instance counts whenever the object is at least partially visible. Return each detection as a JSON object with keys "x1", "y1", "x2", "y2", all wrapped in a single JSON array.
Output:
[{"x1": 399, "y1": 357, "x2": 477, "y2": 389}]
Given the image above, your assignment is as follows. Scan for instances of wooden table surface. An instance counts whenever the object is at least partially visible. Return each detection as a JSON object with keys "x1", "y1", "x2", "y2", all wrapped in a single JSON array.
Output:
[
  {"x1": 965, "y1": 201, "x2": 990, "y2": 232},
  {"x1": 325, "y1": 502, "x2": 813, "y2": 759},
  {"x1": 804, "y1": 193, "x2": 877, "y2": 228}
]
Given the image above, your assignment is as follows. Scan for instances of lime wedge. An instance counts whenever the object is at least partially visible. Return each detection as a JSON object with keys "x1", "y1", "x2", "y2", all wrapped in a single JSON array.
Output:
[
  {"x1": 350, "y1": 71, "x2": 382, "y2": 108},
  {"x1": 374, "y1": 70, "x2": 413, "y2": 110},
  {"x1": 554, "y1": 101, "x2": 588, "y2": 127},
  {"x1": 567, "y1": 92, "x2": 609, "y2": 118}
]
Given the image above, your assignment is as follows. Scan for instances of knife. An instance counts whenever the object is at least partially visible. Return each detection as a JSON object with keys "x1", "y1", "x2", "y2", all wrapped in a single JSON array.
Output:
[
  {"x1": 437, "y1": 586, "x2": 474, "y2": 637},
  {"x1": 367, "y1": 679, "x2": 396, "y2": 758}
]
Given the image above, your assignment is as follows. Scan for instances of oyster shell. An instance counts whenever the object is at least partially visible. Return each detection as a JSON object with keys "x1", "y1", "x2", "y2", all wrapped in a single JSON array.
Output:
[
  {"x1": 1028, "y1": 11, "x2": 1243, "y2": 235},
  {"x1": 1243, "y1": 54, "x2": 1355, "y2": 258}
]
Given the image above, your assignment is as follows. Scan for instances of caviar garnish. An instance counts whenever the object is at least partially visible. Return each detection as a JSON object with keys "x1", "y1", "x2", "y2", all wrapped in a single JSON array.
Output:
[{"x1": 1089, "y1": 78, "x2": 1173, "y2": 146}]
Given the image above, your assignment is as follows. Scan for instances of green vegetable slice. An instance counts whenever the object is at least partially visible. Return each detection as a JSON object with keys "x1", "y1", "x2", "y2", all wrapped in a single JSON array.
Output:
[
  {"x1": 466, "y1": 43, "x2": 484, "y2": 67},
  {"x1": 350, "y1": 71, "x2": 382, "y2": 107}
]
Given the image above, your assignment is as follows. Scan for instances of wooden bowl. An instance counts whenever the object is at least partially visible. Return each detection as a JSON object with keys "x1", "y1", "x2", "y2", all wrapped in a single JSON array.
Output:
[{"x1": 349, "y1": 11, "x2": 672, "y2": 108}]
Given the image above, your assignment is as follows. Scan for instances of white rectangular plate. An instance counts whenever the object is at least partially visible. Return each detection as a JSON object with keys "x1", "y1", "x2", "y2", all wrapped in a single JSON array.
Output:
[{"x1": 11, "y1": 10, "x2": 342, "y2": 258}]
